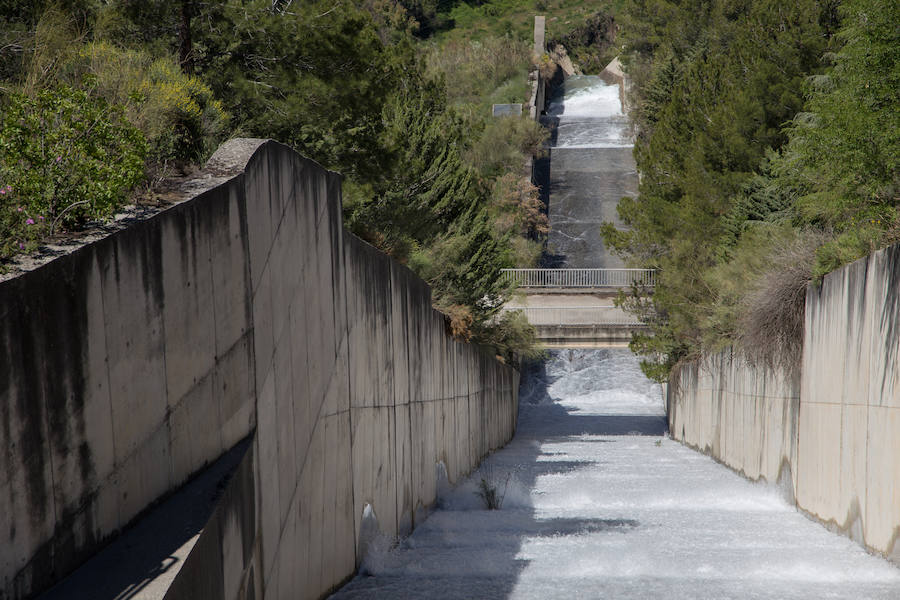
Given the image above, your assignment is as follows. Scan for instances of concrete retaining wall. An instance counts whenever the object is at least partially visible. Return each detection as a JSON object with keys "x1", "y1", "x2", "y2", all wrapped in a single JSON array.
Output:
[
  {"x1": 668, "y1": 352, "x2": 801, "y2": 498},
  {"x1": 533, "y1": 324, "x2": 638, "y2": 347},
  {"x1": 669, "y1": 242, "x2": 900, "y2": 562},
  {"x1": 798, "y1": 243, "x2": 900, "y2": 558},
  {"x1": 0, "y1": 139, "x2": 519, "y2": 599}
]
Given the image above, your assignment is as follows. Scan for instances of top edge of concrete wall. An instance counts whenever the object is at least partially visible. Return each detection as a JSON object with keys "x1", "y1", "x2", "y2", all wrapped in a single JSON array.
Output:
[
  {"x1": 206, "y1": 138, "x2": 341, "y2": 180},
  {"x1": 601, "y1": 57, "x2": 625, "y2": 80},
  {"x1": 0, "y1": 138, "x2": 338, "y2": 285},
  {"x1": 807, "y1": 240, "x2": 900, "y2": 297}
]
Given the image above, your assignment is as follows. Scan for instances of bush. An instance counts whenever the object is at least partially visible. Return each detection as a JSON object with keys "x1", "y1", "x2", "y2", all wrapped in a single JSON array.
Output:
[
  {"x1": 475, "y1": 466, "x2": 510, "y2": 510},
  {"x1": 477, "y1": 310, "x2": 545, "y2": 361},
  {"x1": 0, "y1": 187, "x2": 49, "y2": 259},
  {"x1": 425, "y1": 36, "x2": 529, "y2": 107},
  {"x1": 0, "y1": 85, "x2": 147, "y2": 258},
  {"x1": 491, "y1": 173, "x2": 548, "y2": 239},
  {"x1": 736, "y1": 231, "x2": 823, "y2": 370},
  {"x1": 59, "y1": 42, "x2": 228, "y2": 169},
  {"x1": 467, "y1": 116, "x2": 547, "y2": 178}
]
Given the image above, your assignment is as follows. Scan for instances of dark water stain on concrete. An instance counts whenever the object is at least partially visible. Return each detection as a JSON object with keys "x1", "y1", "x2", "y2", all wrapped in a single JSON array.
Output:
[{"x1": 878, "y1": 245, "x2": 900, "y2": 396}]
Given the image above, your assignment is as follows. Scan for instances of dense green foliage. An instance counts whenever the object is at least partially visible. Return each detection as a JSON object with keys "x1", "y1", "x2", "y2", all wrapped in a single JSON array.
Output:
[
  {"x1": 774, "y1": 0, "x2": 900, "y2": 277},
  {"x1": 0, "y1": 85, "x2": 147, "y2": 257},
  {"x1": 58, "y1": 42, "x2": 228, "y2": 167},
  {"x1": 400, "y1": 0, "x2": 623, "y2": 42},
  {"x1": 606, "y1": 0, "x2": 899, "y2": 378},
  {"x1": 0, "y1": 3, "x2": 226, "y2": 232},
  {"x1": 547, "y1": 11, "x2": 618, "y2": 74},
  {"x1": 8, "y1": 0, "x2": 894, "y2": 364},
  {"x1": 192, "y1": 1, "x2": 408, "y2": 183}
]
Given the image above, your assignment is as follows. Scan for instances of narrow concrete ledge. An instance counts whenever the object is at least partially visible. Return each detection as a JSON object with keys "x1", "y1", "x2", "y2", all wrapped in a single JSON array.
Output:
[
  {"x1": 39, "y1": 438, "x2": 252, "y2": 600},
  {"x1": 533, "y1": 324, "x2": 642, "y2": 346}
]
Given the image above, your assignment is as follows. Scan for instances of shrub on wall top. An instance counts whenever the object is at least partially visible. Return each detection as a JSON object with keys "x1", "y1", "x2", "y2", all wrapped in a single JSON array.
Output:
[
  {"x1": 60, "y1": 42, "x2": 229, "y2": 169},
  {"x1": 0, "y1": 84, "x2": 147, "y2": 259}
]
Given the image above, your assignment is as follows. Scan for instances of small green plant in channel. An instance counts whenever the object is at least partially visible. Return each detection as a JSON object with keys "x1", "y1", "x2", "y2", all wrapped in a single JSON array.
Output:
[{"x1": 476, "y1": 467, "x2": 511, "y2": 510}]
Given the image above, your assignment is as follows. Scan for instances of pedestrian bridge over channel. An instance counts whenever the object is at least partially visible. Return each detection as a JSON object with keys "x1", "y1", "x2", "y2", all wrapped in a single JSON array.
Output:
[{"x1": 500, "y1": 268, "x2": 655, "y2": 347}]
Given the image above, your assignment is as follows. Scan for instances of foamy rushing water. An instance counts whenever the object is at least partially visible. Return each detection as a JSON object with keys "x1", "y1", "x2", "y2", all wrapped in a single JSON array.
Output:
[
  {"x1": 331, "y1": 349, "x2": 900, "y2": 599},
  {"x1": 546, "y1": 75, "x2": 633, "y2": 148},
  {"x1": 520, "y1": 348, "x2": 663, "y2": 416},
  {"x1": 547, "y1": 77, "x2": 623, "y2": 118}
]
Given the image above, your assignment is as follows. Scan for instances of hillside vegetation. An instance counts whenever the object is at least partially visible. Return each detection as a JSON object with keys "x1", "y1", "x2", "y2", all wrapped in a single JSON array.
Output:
[
  {"x1": 8, "y1": 0, "x2": 884, "y2": 369},
  {"x1": 0, "y1": 0, "x2": 620, "y2": 358},
  {"x1": 605, "y1": 0, "x2": 899, "y2": 379}
]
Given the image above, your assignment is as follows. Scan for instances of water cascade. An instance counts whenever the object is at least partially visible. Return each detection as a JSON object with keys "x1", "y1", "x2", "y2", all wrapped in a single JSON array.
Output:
[
  {"x1": 541, "y1": 75, "x2": 636, "y2": 268},
  {"x1": 329, "y1": 55, "x2": 900, "y2": 600},
  {"x1": 330, "y1": 349, "x2": 900, "y2": 599},
  {"x1": 545, "y1": 75, "x2": 633, "y2": 149}
]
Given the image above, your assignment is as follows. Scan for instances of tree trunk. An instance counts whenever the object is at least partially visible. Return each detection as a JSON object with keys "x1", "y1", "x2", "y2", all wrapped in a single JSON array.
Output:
[{"x1": 179, "y1": 0, "x2": 193, "y2": 74}]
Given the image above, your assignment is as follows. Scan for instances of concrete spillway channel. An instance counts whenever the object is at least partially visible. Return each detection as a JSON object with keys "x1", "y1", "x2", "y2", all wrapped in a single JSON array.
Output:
[
  {"x1": 330, "y1": 75, "x2": 900, "y2": 599},
  {"x1": 501, "y1": 72, "x2": 643, "y2": 347},
  {"x1": 537, "y1": 73, "x2": 636, "y2": 270},
  {"x1": 330, "y1": 349, "x2": 900, "y2": 599}
]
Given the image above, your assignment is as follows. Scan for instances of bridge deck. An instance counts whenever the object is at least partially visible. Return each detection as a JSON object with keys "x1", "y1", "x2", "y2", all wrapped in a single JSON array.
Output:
[{"x1": 503, "y1": 291, "x2": 648, "y2": 346}]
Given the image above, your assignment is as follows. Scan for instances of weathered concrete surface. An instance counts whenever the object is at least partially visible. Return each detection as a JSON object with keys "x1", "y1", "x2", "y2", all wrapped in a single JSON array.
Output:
[
  {"x1": 531, "y1": 324, "x2": 635, "y2": 347},
  {"x1": 1, "y1": 140, "x2": 519, "y2": 599},
  {"x1": 0, "y1": 146, "x2": 259, "y2": 599},
  {"x1": 533, "y1": 16, "x2": 545, "y2": 57},
  {"x1": 503, "y1": 293, "x2": 645, "y2": 345},
  {"x1": 505, "y1": 293, "x2": 618, "y2": 308},
  {"x1": 541, "y1": 148, "x2": 634, "y2": 268},
  {"x1": 527, "y1": 16, "x2": 548, "y2": 122},
  {"x1": 798, "y1": 243, "x2": 900, "y2": 559},
  {"x1": 669, "y1": 242, "x2": 900, "y2": 564},
  {"x1": 601, "y1": 57, "x2": 625, "y2": 80},
  {"x1": 668, "y1": 352, "x2": 801, "y2": 498}
]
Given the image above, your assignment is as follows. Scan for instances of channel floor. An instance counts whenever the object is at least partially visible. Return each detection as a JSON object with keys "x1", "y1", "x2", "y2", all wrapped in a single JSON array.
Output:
[{"x1": 330, "y1": 349, "x2": 900, "y2": 600}]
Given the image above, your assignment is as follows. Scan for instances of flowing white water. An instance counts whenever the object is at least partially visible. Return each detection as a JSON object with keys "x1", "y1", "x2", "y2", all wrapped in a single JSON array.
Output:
[
  {"x1": 331, "y1": 349, "x2": 900, "y2": 599},
  {"x1": 547, "y1": 77, "x2": 624, "y2": 118},
  {"x1": 546, "y1": 75, "x2": 633, "y2": 149},
  {"x1": 520, "y1": 349, "x2": 662, "y2": 416}
]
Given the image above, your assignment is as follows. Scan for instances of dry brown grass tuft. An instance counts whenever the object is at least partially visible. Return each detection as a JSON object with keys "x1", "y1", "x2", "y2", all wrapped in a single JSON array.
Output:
[
  {"x1": 736, "y1": 231, "x2": 824, "y2": 371},
  {"x1": 441, "y1": 304, "x2": 474, "y2": 342}
]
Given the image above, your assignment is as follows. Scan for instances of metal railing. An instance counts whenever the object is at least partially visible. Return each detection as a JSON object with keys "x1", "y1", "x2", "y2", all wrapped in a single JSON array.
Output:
[
  {"x1": 500, "y1": 268, "x2": 657, "y2": 288},
  {"x1": 508, "y1": 306, "x2": 644, "y2": 326}
]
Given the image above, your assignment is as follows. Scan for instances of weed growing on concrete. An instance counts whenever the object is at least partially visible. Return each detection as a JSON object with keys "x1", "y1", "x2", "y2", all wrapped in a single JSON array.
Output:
[{"x1": 476, "y1": 466, "x2": 511, "y2": 510}]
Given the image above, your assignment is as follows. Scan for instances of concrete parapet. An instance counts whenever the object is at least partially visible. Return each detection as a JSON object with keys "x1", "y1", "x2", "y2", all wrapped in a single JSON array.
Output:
[
  {"x1": 532, "y1": 324, "x2": 641, "y2": 347},
  {"x1": 0, "y1": 140, "x2": 519, "y2": 599},
  {"x1": 527, "y1": 16, "x2": 548, "y2": 121}
]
